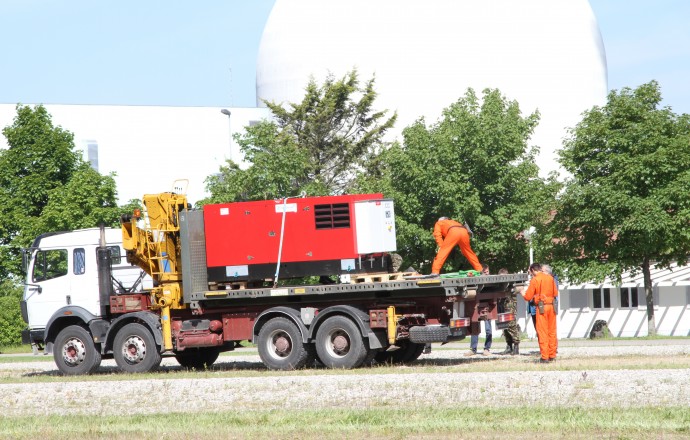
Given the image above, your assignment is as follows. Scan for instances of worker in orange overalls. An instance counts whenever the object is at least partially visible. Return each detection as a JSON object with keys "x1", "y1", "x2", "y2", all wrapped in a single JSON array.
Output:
[
  {"x1": 431, "y1": 217, "x2": 482, "y2": 276},
  {"x1": 521, "y1": 263, "x2": 558, "y2": 363}
]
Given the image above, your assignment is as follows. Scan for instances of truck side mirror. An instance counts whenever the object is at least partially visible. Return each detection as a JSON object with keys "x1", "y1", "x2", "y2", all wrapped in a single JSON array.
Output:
[
  {"x1": 25, "y1": 283, "x2": 43, "y2": 294},
  {"x1": 21, "y1": 249, "x2": 29, "y2": 273}
]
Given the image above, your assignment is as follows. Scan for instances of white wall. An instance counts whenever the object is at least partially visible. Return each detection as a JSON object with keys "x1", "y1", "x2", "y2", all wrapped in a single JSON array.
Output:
[
  {"x1": 558, "y1": 285, "x2": 690, "y2": 338},
  {"x1": 0, "y1": 104, "x2": 270, "y2": 205}
]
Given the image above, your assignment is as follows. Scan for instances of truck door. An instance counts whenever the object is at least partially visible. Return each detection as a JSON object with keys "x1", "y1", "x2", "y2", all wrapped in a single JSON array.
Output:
[
  {"x1": 25, "y1": 246, "x2": 104, "y2": 329},
  {"x1": 25, "y1": 248, "x2": 71, "y2": 329},
  {"x1": 65, "y1": 246, "x2": 103, "y2": 317}
]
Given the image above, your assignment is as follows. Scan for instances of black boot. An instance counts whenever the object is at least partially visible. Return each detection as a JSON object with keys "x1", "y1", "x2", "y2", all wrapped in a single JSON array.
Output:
[
  {"x1": 499, "y1": 344, "x2": 513, "y2": 355},
  {"x1": 512, "y1": 343, "x2": 520, "y2": 356}
]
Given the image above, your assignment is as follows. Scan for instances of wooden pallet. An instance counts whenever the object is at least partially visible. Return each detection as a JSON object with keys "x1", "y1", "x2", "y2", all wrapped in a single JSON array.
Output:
[
  {"x1": 209, "y1": 281, "x2": 248, "y2": 291},
  {"x1": 349, "y1": 272, "x2": 417, "y2": 284}
]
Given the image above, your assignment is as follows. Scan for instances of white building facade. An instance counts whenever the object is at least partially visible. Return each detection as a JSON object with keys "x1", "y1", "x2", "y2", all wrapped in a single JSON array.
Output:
[
  {"x1": 471, "y1": 265, "x2": 690, "y2": 342},
  {"x1": 557, "y1": 264, "x2": 690, "y2": 338},
  {"x1": 0, "y1": 104, "x2": 269, "y2": 205}
]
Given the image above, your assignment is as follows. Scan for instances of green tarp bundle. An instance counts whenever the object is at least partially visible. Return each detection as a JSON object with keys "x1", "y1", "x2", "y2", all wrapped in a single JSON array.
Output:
[{"x1": 440, "y1": 269, "x2": 482, "y2": 279}]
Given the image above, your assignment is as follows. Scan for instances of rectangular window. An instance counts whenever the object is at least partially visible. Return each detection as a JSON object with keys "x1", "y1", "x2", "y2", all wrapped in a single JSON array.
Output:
[
  {"x1": 73, "y1": 248, "x2": 86, "y2": 275},
  {"x1": 638, "y1": 288, "x2": 647, "y2": 308},
  {"x1": 33, "y1": 249, "x2": 68, "y2": 282},
  {"x1": 592, "y1": 287, "x2": 611, "y2": 309},
  {"x1": 568, "y1": 289, "x2": 589, "y2": 309},
  {"x1": 620, "y1": 288, "x2": 629, "y2": 308},
  {"x1": 96, "y1": 246, "x2": 122, "y2": 266},
  {"x1": 314, "y1": 203, "x2": 351, "y2": 229},
  {"x1": 107, "y1": 246, "x2": 122, "y2": 264},
  {"x1": 620, "y1": 287, "x2": 638, "y2": 308}
]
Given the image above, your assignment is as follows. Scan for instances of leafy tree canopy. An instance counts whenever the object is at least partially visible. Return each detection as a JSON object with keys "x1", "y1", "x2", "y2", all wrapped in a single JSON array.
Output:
[
  {"x1": 202, "y1": 69, "x2": 396, "y2": 204},
  {"x1": 0, "y1": 105, "x2": 122, "y2": 279},
  {"x1": 543, "y1": 80, "x2": 690, "y2": 282},
  {"x1": 357, "y1": 88, "x2": 559, "y2": 273},
  {"x1": 38, "y1": 163, "x2": 121, "y2": 232},
  {"x1": 541, "y1": 81, "x2": 690, "y2": 335}
]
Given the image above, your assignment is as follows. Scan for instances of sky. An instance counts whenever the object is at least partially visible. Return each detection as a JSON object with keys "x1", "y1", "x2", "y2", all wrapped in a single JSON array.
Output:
[{"x1": 0, "y1": 0, "x2": 688, "y2": 113}]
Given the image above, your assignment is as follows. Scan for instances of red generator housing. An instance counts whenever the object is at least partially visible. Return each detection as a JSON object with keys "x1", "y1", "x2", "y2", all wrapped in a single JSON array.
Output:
[{"x1": 203, "y1": 194, "x2": 396, "y2": 283}]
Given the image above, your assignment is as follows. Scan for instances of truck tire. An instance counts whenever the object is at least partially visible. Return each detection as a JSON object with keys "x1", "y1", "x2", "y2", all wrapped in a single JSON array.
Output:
[
  {"x1": 360, "y1": 347, "x2": 380, "y2": 368},
  {"x1": 408, "y1": 325, "x2": 450, "y2": 344},
  {"x1": 174, "y1": 347, "x2": 221, "y2": 370},
  {"x1": 315, "y1": 316, "x2": 368, "y2": 369},
  {"x1": 113, "y1": 323, "x2": 162, "y2": 373},
  {"x1": 257, "y1": 317, "x2": 314, "y2": 370},
  {"x1": 401, "y1": 342, "x2": 426, "y2": 363},
  {"x1": 53, "y1": 325, "x2": 102, "y2": 375}
]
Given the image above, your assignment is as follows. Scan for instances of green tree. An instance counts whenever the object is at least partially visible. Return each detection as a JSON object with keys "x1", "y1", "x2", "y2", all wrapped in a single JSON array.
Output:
[
  {"x1": 0, "y1": 104, "x2": 122, "y2": 279},
  {"x1": 357, "y1": 88, "x2": 558, "y2": 272},
  {"x1": 38, "y1": 163, "x2": 121, "y2": 232},
  {"x1": 542, "y1": 81, "x2": 690, "y2": 336},
  {"x1": 203, "y1": 69, "x2": 396, "y2": 203}
]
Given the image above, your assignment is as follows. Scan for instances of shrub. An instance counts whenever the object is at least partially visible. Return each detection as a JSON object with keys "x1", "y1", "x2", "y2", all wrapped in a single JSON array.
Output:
[{"x1": 0, "y1": 280, "x2": 24, "y2": 347}]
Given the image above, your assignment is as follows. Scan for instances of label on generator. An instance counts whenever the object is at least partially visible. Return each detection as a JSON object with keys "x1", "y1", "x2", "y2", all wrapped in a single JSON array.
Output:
[
  {"x1": 225, "y1": 265, "x2": 249, "y2": 277},
  {"x1": 275, "y1": 203, "x2": 297, "y2": 213}
]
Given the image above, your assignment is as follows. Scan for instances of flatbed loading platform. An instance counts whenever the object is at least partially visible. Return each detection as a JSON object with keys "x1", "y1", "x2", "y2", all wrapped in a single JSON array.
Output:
[{"x1": 188, "y1": 273, "x2": 528, "y2": 306}]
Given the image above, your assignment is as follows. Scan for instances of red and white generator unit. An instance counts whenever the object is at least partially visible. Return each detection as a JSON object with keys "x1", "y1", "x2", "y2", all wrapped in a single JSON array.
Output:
[{"x1": 203, "y1": 194, "x2": 396, "y2": 283}]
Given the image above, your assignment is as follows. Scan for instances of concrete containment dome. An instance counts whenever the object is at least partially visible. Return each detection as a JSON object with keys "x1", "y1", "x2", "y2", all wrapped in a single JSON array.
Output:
[{"x1": 256, "y1": 0, "x2": 608, "y2": 175}]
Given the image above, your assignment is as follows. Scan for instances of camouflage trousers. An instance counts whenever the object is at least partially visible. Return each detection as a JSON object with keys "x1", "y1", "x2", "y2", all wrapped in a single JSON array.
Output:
[
  {"x1": 503, "y1": 320, "x2": 521, "y2": 345},
  {"x1": 502, "y1": 295, "x2": 521, "y2": 345}
]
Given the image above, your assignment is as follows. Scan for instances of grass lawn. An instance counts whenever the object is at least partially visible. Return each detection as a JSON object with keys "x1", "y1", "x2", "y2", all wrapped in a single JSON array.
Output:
[{"x1": 1, "y1": 407, "x2": 688, "y2": 439}]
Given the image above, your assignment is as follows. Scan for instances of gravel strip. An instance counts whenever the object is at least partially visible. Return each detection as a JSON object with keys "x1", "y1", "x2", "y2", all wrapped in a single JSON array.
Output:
[{"x1": 1, "y1": 344, "x2": 689, "y2": 416}]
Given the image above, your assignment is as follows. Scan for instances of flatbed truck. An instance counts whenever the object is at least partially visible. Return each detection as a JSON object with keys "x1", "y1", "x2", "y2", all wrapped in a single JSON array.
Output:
[{"x1": 21, "y1": 189, "x2": 526, "y2": 375}]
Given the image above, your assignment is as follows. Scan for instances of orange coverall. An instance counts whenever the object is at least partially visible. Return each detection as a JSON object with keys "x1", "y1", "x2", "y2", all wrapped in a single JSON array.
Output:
[
  {"x1": 431, "y1": 219, "x2": 482, "y2": 274},
  {"x1": 522, "y1": 271, "x2": 559, "y2": 360}
]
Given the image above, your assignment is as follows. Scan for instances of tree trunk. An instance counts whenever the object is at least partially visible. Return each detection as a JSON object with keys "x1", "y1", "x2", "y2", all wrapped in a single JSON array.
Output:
[{"x1": 642, "y1": 257, "x2": 656, "y2": 337}]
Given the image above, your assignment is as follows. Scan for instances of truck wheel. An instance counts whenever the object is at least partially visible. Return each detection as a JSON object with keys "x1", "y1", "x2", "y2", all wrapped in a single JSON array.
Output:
[
  {"x1": 53, "y1": 325, "x2": 102, "y2": 375},
  {"x1": 374, "y1": 349, "x2": 393, "y2": 364},
  {"x1": 315, "y1": 316, "x2": 368, "y2": 369},
  {"x1": 374, "y1": 341, "x2": 425, "y2": 365},
  {"x1": 257, "y1": 317, "x2": 314, "y2": 370},
  {"x1": 175, "y1": 347, "x2": 221, "y2": 370},
  {"x1": 401, "y1": 342, "x2": 426, "y2": 363},
  {"x1": 113, "y1": 323, "x2": 162, "y2": 373},
  {"x1": 360, "y1": 347, "x2": 379, "y2": 368}
]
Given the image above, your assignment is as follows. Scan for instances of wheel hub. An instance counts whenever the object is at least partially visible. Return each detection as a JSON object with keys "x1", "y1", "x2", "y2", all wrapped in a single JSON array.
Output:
[
  {"x1": 274, "y1": 335, "x2": 291, "y2": 355},
  {"x1": 332, "y1": 335, "x2": 349, "y2": 353},
  {"x1": 61, "y1": 338, "x2": 86, "y2": 366},
  {"x1": 121, "y1": 336, "x2": 147, "y2": 363},
  {"x1": 328, "y1": 330, "x2": 350, "y2": 357}
]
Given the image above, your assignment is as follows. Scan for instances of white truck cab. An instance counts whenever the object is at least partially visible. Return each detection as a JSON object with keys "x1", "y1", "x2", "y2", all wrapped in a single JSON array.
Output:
[{"x1": 21, "y1": 227, "x2": 151, "y2": 351}]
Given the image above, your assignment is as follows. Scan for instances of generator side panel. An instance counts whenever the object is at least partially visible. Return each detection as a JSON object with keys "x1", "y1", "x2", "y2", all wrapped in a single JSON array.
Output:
[
  {"x1": 204, "y1": 200, "x2": 278, "y2": 267},
  {"x1": 203, "y1": 194, "x2": 384, "y2": 283},
  {"x1": 354, "y1": 199, "x2": 397, "y2": 254}
]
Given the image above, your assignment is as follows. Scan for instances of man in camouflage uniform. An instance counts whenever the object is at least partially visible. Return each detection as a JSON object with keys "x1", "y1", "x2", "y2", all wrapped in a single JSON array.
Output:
[{"x1": 500, "y1": 269, "x2": 521, "y2": 355}]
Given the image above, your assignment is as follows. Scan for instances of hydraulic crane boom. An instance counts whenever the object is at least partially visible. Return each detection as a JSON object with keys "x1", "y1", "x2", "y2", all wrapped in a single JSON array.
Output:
[{"x1": 121, "y1": 191, "x2": 188, "y2": 350}]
